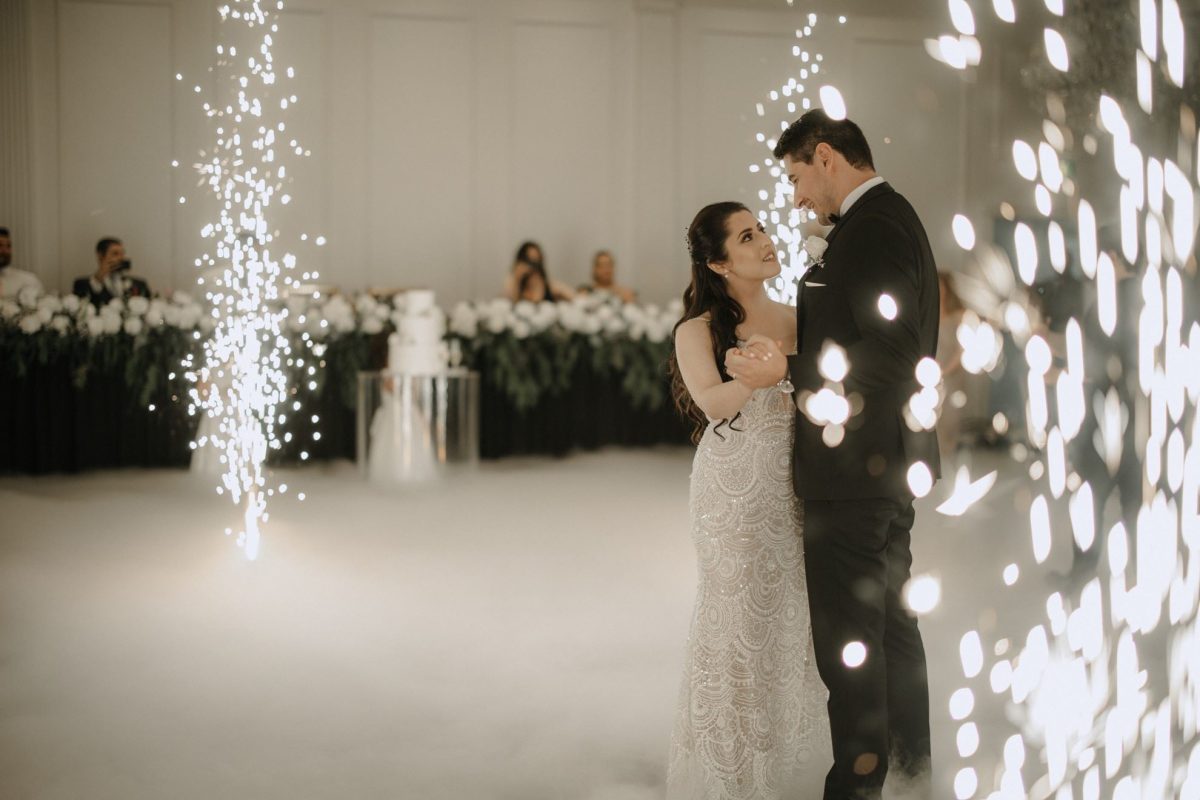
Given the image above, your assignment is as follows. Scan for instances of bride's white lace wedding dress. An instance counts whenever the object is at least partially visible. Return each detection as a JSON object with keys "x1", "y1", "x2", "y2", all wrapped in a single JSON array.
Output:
[{"x1": 667, "y1": 383, "x2": 830, "y2": 799}]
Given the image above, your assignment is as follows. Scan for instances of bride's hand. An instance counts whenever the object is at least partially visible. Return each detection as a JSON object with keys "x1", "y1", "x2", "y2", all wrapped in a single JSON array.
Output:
[
  {"x1": 740, "y1": 334, "x2": 785, "y2": 361},
  {"x1": 725, "y1": 337, "x2": 788, "y2": 388}
]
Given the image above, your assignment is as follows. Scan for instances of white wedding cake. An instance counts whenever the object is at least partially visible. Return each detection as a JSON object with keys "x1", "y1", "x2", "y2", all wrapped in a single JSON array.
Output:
[{"x1": 388, "y1": 289, "x2": 447, "y2": 375}]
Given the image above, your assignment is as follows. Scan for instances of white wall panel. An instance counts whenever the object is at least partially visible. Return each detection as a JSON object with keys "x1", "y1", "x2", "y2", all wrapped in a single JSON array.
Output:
[
  {"x1": 22, "y1": 1, "x2": 979, "y2": 302},
  {"x1": 366, "y1": 13, "x2": 474, "y2": 298},
  {"x1": 689, "y1": 28, "x2": 793, "y2": 212},
  {"x1": 58, "y1": 0, "x2": 173, "y2": 290},
  {"x1": 843, "y1": 33, "x2": 966, "y2": 265},
  {"x1": 270, "y1": 9, "x2": 329, "y2": 285},
  {"x1": 510, "y1": 20, "x2": 614, "y2": 291}
]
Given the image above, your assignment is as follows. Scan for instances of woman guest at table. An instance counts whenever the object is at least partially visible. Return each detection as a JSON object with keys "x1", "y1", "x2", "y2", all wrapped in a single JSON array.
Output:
[
  {"x1": 503, "y1": 240, "x2": 574, "y2": 302},
  {"x1": 579, "y1": 249, "x2": 636, "y2": 303},
  {"x1": 516, "y1": 264, "x2": 556, "y2": 303},
  {"x1": 73, "y1": 237, "x2": 152, "y2": 307}
]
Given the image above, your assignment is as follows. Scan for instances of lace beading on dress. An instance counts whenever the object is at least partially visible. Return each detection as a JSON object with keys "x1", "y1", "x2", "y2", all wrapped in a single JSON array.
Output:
[{"x1": 667, "y1": 384, "x2": 830, "y2": 799}]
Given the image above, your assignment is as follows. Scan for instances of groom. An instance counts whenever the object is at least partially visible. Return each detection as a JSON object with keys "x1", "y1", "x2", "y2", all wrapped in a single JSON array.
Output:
[{"x1": 729, "y1": 109, "x2": 939, "y2": 798}]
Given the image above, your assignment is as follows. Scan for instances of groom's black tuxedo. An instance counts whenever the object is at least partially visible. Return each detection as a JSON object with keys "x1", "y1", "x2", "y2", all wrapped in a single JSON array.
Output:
[
  {"x1": 787, "y1": 181, "x2": 941, "y2": 498},
  {"x1": 786, "y1": 180, "x2": 938, "y2": 799}
]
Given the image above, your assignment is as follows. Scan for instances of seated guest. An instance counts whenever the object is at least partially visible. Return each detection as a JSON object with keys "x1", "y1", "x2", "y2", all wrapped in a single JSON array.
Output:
[
  {"x1": 503, "y1": 240, "x2": 574, "y2": 302},
  {"x1": 517, "y1": 264, "x2": 554, "y2": 303},
  {"x1": 579, "y1": 249, "x2": 635, "y2": 303},
  {"x1": 73, "y1": 237, "x2": 151, "y2": 307},
  {"x1": 0, "y1": 227, "x2": 44, "y2": 298}
]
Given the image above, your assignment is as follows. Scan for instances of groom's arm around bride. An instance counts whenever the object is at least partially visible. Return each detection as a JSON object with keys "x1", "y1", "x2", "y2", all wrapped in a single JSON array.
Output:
[{"x1": 779, "y1": 109, "x2": 939, "y2": 799}]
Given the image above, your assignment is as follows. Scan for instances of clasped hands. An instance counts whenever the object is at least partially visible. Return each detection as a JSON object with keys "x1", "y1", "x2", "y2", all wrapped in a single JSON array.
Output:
[{"x1": 725, "y1": 334, "x2": 788, "y2": 389}]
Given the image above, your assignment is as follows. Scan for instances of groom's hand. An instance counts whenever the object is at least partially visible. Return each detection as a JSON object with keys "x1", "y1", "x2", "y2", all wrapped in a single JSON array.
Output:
[{"x1": 725, "y1": 337, "x2": 787, "y2": 389}]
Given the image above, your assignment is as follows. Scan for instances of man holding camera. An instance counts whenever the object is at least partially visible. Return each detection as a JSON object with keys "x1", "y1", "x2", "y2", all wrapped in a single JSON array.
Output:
[{"x1": 73, "y1": 237, "x2": 152, "y2": 307}]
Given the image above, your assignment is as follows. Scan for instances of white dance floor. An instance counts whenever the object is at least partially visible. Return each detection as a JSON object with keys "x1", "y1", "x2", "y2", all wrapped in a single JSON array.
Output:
[{"x1": 0, "y1": 448, "x2": 1061, "y2": 799}]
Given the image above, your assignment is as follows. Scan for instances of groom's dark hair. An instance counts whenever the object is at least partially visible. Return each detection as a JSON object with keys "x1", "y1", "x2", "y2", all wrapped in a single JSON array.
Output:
[{"x1": 773, "y1": 109, "x2": 875, "y2": 170}]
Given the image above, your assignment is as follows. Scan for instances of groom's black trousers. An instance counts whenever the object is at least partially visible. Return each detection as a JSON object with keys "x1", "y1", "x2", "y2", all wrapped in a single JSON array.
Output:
[{"x1": 803, "y1": 496, "x2": 931, "y2": 799}]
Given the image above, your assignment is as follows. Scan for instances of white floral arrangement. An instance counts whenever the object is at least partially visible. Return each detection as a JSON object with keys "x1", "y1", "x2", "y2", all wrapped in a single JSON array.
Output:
[
  {"x1": 0, "y1": 287, "x2": 211, "y2": 339},
  {"x1": 446, "y1": 292, "x2": 682, "y2": 344},
  {"x1": 4, "y1": 286, "x2": 688, "y2": 415}
]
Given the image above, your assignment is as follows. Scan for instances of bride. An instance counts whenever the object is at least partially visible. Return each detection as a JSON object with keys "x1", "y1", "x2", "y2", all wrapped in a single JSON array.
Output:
[{"x1": 666, "y1": 201, "x2": 829, "y2": 798}]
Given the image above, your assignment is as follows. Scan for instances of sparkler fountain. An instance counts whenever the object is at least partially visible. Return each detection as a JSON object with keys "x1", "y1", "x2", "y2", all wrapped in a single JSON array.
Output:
[
  {"x1": 759, "y1": 2, "x2": 1199, "y2": 795},
  {"x1": 184, "y1": 0, "x2": 310, "y2": 561}
]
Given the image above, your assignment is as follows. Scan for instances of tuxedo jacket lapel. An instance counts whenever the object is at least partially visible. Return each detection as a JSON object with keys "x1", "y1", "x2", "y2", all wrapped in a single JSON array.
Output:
[{"x1": 823, "y1": 181, "x2": 894, "y2": 249}]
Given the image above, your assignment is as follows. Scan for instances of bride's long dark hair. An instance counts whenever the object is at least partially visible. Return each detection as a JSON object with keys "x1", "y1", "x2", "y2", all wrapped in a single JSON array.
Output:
[{"x1": 668, "y1": 201, "x2": 749, "y2": 444}]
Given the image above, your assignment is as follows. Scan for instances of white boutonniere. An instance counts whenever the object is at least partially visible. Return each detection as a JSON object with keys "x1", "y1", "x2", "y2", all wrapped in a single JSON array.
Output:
[{"x1": 803, "y1": 235, "x2": 828, "y2": 264}]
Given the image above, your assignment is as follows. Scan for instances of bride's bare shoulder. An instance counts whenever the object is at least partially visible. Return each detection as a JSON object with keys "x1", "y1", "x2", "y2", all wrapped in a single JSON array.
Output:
[{"x1": 676, "y1": 315, "x2": 711, "y2": 340}]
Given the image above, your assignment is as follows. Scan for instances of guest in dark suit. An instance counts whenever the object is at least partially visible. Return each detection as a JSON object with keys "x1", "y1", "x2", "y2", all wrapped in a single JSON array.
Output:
[
  {"x1": 732, "y1": 109, "x2": 939, "y2": 798},
  {"x1": 73, "y1": 237, "x2": 152, "y2": 307}
]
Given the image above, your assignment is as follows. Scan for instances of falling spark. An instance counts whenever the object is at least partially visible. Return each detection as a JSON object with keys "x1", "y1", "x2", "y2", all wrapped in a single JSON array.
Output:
[
  {"x1": 1013, "y1": 139, "x2": 1039, "y2": 180},
  {"x1": 952, "y1": 213, "x2": 976, "y2": 250},
  {"x1": 819, "y1": 85, "x2": 846, "y2": 119},
  {"x1": 1044, "y1": 28, "x2": 1069, "y2": 71},
  {"x1": 1015, "y1": 222, "x2": 1039, "y2": 284},
  {"x1": 842, "y1": 641, "x2": 867, "y2": 668},
  {"x1": 948, "y1": 0, "x2": 975, "y2": 35},
  {"x1": 936, "y1": 465, "x2": 998, "y2": 516},
  {"x1": 904, "y1": 573, "x2": 942, "y2": 615}
]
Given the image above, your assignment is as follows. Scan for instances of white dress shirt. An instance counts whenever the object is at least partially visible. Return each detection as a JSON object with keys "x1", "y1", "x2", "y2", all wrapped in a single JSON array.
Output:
[
  {"x1": 90, "y1": 274, "x2": 128, "y2": 298},
  {"x1": 0, "y1": 266, "x2": 44, "y2": 299},
  {"x1": 839, "y1": 175, "x2": 886, "y2": 218}
]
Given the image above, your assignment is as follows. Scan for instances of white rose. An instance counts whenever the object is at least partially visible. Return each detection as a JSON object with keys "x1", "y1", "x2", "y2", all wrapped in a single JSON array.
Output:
[
  {"x1": 36, "y1": 307, "x2": 54, "y2": 325},
  {"x1": 85, "y1": 316, "x2": 107, "y2": 337},
  {"x1": 485, "y1": 309, "x2": 507, "y2": 334},
  {"x1": 145, "y1": 307, "x2": 165, "y2": 327},
  {"x1": 557, "y1": 304, "x2": 584, "y2": 332},
  {"x1": 126, "y1": 295, "x2": 150, "y2": 316},
  {"x1": 603, "y1": 316, "x2": 626, "y2": 336},
  {"x1": 647, "y1": 319, "x2": 670, "y2": 343},
  {"x1": 37, "y1": 295, "x2": 63, "y2": 314},
  {"x1": 19, "y1": 314, "x2": 42, "y2": 334},
  {"x1": 104, "y1": 297, "x2": 125, "y2": 315},
  {"x1": 51, "y1": 314, "x2": 71, "y2": 334},
  {"x1": 533, "y1": 302, "x2": 558, "y2": 330},
  {"x1": 450, "y1": 303, "x2": 479, "y2": 338},
  {"x1": 329, "y1": 310, "x2": 356, "y2": 334},
  {"x1": 488, "y1": 298, "x2": 512, "y2": 316},
  {"x1": 123, "y1": 317, "x2": 144, "y2": 336},
  {"x1": 17, "y1": 286, "x2": 40, "y2": 309},
  {"x1": 514, "y1": 300, "x2": 537, "y2": 320},
  {"x1": 596, "y1": 305, "x2": 615, "y2": 323},
  {"x1": 180, "y1": 304, "x2": 204, "y2": 329},
  {"x1": 163, "y1": 306, "x2": 183, "y2": 328},
  {"x1": 803, "y1": 235, "x2": 828, "y2": 261},
  {"x1": 354, "y1": 294, "x2": 379, "y2": 315},
  {"x1": 361, "y1": 315, "x2": 384, "y2": 335},
  {"x1": 61, "y1": 294, "x2": 81, "y2": 313},
  {"x1": 101, "y1": 312, "x2": 123, "y2": 335},
  {"x1": 0, "y1": 300, "x2": 18, "y2": 320},
  {"x1": 512, "y1": 319, "x2": 531, "y2": 339}
]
